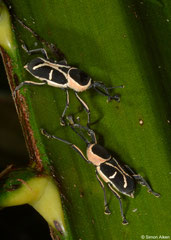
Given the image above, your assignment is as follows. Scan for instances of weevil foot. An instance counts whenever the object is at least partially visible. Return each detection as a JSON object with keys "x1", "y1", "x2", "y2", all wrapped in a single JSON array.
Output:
[
  {"x1": 21, "y1": 44, "x2": 31, "y2": 54},
  {"x1": 60, "y1": 118, "x2": 66, "y2": 127},
  {"x1": 107, "y1": 96, "x2": 113, "y2": 102},
  {"x1": 104, "y1": 206, "x2": 111, "y2": 215},
  {"x1": 155, "y1": 193, "x2": 160, "y2": 198},
  {"x1": 67, "y1": 115, "x2": 75, "y2": 125},
  {"x1": 76, "y1": 116, "x2": 80, "y2": 123},
  {"x1": 139, "y1": 181, "x2": 146, "y2": 186},
  {"x1": 107, "y1": 94, "x2": 120, "y2": 103},
  {"x1": 148, "y1": 190, "x2": 160, "y2": 198},
  {"x1": 122, "y1": 217, "x2": 128, "y2": 225},
  {"x1": 41, "y1": 128, "x2": 50, "y2": 139},
  {"x1": 113, "y1": 94, "x2": 121, "y2": 102}
]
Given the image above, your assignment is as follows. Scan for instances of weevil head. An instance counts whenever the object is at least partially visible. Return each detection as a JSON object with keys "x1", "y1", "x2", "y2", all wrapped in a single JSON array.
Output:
[{"x1": 86, "y1": 144, "x2": 111, "y2": 166}]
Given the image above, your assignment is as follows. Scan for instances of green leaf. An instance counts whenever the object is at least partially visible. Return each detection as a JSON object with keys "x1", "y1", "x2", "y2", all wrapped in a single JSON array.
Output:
[{"x1": 0, "y1": 0, "x2": 171, "y2": 239}]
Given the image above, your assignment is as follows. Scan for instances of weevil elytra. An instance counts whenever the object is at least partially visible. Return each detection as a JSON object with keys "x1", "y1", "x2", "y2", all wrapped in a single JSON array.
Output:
[
  {"x1": 14, "y1": 43, "x2": 123, "y2": 126},
  {"x1": 41, "y1": 117, "x2": 160, "y2": 225}
]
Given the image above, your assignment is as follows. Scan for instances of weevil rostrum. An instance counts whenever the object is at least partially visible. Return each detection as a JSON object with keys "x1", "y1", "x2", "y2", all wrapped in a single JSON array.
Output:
[
  {"x1": 41, "y1": 117, "x2": 160, "y2": 225},
  {"x1": 14, "y1": 44, "x2": 123, "y2": 126}
]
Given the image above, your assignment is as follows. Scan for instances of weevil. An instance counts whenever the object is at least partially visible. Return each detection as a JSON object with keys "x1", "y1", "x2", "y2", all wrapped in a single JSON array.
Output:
[
  {"x1": 13, "y1": 44, "x2": 123, "y2": 126},
  {"x1": 41, "y1": 117, "x2": 160, "y2": 225}
]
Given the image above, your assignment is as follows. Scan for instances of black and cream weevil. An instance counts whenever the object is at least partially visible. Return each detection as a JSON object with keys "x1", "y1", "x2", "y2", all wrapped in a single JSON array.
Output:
[
  {"x1": 41, "y1": 118, "x2": 160, "y2": 225},
  {"x1": 14, "y1": 44, "x2": 123, "y2": 126}
]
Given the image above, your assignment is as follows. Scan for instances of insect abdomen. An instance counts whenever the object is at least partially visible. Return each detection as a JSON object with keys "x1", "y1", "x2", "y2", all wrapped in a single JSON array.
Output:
[
  {"x1": 98, "y1": 158, "x2": 135, "y2": 196},
  {"x1": 25, "y1": 58, "x2": 68, "y2": 84}
]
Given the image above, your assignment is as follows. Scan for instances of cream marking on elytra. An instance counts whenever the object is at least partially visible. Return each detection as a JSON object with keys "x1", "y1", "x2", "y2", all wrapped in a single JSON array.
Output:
[
  {"x1": 46, "y1": 80, "x2": 68, "y2": 88},
  {"x1": 105, "y1": 162, "x2": 117, "y2": 169},
  {"x1": 123, "y1": 175, "x2": 127, "y2": 188},
  {"x1": 109, "y1": 171, "x2": 117, "y2": 179},
  {"x1": 33, "y1": 63, "x2": 48, "y2": 70},
  {"x1": 49, "y1": 69, "x2": 53, "y2": 80},
  {"x1": 105, "y1": 162, "x2": 128, "y2": 188},
  {"x1": 114, "y1": 159, "x2": 131, "y2": 177},
  {"x1": 97, "y1": 166, "x2": 110, "y2": 183},
  {"x1": 108, "y1": 183, "x2": 121, "y2": 198},
  {"x1": 31, "y1": 57, "x2": 71, "y2": 70},
  {"x1": 24, "y1": 64, "x2": 69, "y2": 88},
  {"x1": 97, "y1": 166, "x2": 132, "y2": 197},
  {"x1": 31, "y1": 59, "x2": 70, "y2": 80},
  {"x1": 97, "y1": 166, "x2": 125, "y2": 194}
]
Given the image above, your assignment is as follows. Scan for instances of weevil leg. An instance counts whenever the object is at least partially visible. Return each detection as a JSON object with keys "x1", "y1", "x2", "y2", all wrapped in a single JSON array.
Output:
[
  {"x1": 95, "y1": 171, "x2": 111, "y2": 215},
  {"x1": 74, "y1": 92, "x2": 90, "y2": 126},
  {"x1": 60, "y1": 89, "x2": 70, "y2": 126},
  {"x1": 94, "y1": 87, "x2": 120, "y2": 102},
  {"x1": 93, "y1": 87, "x2": 120, "y2": 102},
  {"x1": 13, "y1": 80, "x2": 47, "y2": 97},
  {"x1": 22, "y1": 44, "x2": 49, "y2": 59},
  {"x1": 87, "y1": 128, "x2": 97, "y2": 144},
  {"x1": 124, "y1": 165, "x2": 136, "y2": 175},
  {"x1": 108, "y1": 183, "x2": 128, "y2": 225},
  {"x1": 93, "y1": 81, "x2": 122, "y2": 102},
  {"x1": 67, "y1": 117, "x2": 90, "y2": 145},
  {"x1": 93, "y1": 81, "x2": 124, "y2": 91},
  {"x1": 93, "y1": 86, "x2": 109, "y2": 97},
  {"x1": 67, "y1": 116, "x2": 97, "y2": 144},
  {"x1": 124, "y1": 165, "x2": 160, "y2": 198},
  {"x1": 41, "y1": 129, "x2": 90, "y2": 163},
  {"x1": 133, "y1": 175, "x2": 160, "y2": 198}
]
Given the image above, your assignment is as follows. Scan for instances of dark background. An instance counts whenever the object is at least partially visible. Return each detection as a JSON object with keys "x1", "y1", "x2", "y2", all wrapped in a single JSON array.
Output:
[{"x1": 0, "y1": 57, "x2": 51, "y2": 240}]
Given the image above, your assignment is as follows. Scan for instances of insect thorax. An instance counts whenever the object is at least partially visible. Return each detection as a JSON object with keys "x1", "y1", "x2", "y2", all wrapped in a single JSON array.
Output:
[{"x1": 86, "y1": 144, "x2": 111, "y2": 166}]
